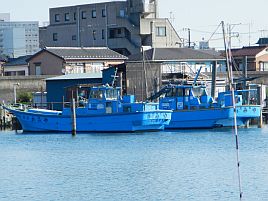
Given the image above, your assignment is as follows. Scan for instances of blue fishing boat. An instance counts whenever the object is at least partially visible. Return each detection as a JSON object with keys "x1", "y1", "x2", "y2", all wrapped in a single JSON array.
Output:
[
  {"x1": 148, "y1": 83, "x2": 261, "y2": 129},
  {"x1": 4, "y1": 85, "x2": 172, "y2": 132}
]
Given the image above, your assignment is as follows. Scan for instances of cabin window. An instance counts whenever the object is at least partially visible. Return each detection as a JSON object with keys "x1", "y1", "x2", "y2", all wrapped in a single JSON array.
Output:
[
  {"x1": 184, "y1": 89, "x2": 190, "y2": 96},
  {"x1": 166, "y1": 88, "x2": 176, "y2": 97},
  {"x1": 90, "y1": 90, "x2": 103, "y2": 99},
  {"x1": 123, "y1": 106, "x2": 131, "y2": 112},
  {"x1": 106, "y1": 89, "x2": 118, "y2": 100},
  {"x1": 177, "y1": 88, "x2": 183, "y2": 97},
  {"x1": 192, "y1": 87, "x2": 204, "y2": 97},
  {"x1": 106, "y1": 102, "x2": 112, "y2": 113}
]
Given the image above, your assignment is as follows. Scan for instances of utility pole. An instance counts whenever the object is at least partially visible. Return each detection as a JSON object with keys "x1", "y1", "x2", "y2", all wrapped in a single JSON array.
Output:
[
  {"x1": 228, "y1": 23, "x2": 241, "y2": 48},
  {"x1": 183, "y1": 28, "x2": 191, "y2": 48},
  {"x1": 188, "y1": 28, "x2": 191, "y2": 48}
]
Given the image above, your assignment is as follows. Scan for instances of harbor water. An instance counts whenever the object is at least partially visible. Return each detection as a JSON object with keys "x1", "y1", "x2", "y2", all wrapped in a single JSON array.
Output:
[{"x1": 1, "y1": 127, "x2": 268, "y2": 201}]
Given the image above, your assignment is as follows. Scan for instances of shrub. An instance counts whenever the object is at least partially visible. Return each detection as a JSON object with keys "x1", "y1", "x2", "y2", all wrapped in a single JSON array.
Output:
[{"x1": 17, "y1": 92, "x2": 32, "y2": 104}]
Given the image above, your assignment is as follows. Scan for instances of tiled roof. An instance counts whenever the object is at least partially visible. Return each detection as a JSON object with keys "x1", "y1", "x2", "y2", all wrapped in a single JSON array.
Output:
[
  {"x1": 231, "y1": 46, "x2": 268, "y2": 57},
  {"x1": 128, "y1": 48, "x2": 225, "y2": 61},
  {"x1": 46, "y1": 72, "x2": 102, "y2": 81},
  {"x1": 4, "y1": 55, "x2": 32, "y2": 66},
  {"x1": 0, "y1": 55, "x2": 7, "y2": 62},
  {"x1": 45, "y1": 47, "x2": 128, "y2": 60},
  {"x1": 256, "y1": 38, "x2": 268, "y2": 45}
]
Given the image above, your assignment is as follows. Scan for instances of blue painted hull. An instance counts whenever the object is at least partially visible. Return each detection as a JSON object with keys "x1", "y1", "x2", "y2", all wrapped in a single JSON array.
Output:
[
  {"x1": 8, "y1": 108, "x2": 172, "y2": 132},
  {"x1": 166, "y1": 105, "x2": 261, "y2": 129}
]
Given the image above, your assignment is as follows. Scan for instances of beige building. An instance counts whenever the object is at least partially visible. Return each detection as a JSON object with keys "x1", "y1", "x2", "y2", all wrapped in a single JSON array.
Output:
[
  {"x1": 39, "y1": 0, "x2": 182, "y2": 56},
  {"x1": 231, "y1": 46, "x2": 268, "y2": 71},
  {"x1": 27, "y1": 47, "x2": 127, "y2": 75}
]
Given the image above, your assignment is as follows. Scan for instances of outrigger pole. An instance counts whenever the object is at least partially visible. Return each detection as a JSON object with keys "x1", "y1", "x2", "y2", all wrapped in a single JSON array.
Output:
[{"x1": 222, "y1": 21, "x2": 243, "y2": 200}]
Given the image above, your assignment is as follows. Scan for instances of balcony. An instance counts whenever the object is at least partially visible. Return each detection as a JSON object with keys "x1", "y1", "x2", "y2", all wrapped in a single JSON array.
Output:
[{"x1": 144, "y1": 3, "x2": 156, "y2": 13}]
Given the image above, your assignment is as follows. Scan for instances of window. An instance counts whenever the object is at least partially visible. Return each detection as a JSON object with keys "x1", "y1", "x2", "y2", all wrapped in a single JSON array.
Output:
[
  {"x1": 102, "y1": 9, "x2": 106, "y2": 17},
  {"x1": 81, "y1": 11, "x2": 86, "y2": 19},
  {"x1": 74, "y1": 12, "x2": 76, "y2": 21},
  {"x1": 35, "y1": 64, "x2": 41, "y2": 75},
  {"x1": 92, "y1": 10, "x2": 96, "y2": 18},
  {"x1": 72, "y1": 35, "x2": 77, "y2": 41},
  {"x1": 102, "y1": 29, "x2": 105, "y2": 39},
  {"x1": 17, "y1": 71, "x2": 25, "y2": 76},
  {"x1": 117, "y1": 29, "x2": 122, "y2": 35},
  {"x1": 55, "y1": 14, "x2": 60, "y2": 22},
  {"x1": 119, "y1": 9, "x2": 125, "y2": 17},
  {"x1": 109, "y1": 29, "x2": 115, "y2": 38},
  {"x1": 65, "y1": 13, "x2": 70, "y2": 21},
  {"x1": 156, "y1": 27, "x2": 166, "y2": 36},
  {"x1": 93, "y1": 30, "x2": 96, "y2": 40},
  {"x1": 53, "y1": 33, "x2": 58, "y2": 41}
]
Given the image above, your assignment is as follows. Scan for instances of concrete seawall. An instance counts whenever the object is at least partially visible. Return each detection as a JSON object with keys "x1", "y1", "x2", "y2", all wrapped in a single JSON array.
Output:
[{"x1": 0, "y1": 76, "x2": 54, "y2": 103}]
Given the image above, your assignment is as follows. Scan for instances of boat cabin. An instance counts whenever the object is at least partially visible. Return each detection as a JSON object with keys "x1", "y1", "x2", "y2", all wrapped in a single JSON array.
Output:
[
  {"x1": 63, "y1": 85, "x2": 160, "y2": 115},
  {"x1": 159, "y1": 85, "x2": 214, "y2": 110},
  {"x1": 158, "y1": 84, "x2": 253, "y2": 111}
]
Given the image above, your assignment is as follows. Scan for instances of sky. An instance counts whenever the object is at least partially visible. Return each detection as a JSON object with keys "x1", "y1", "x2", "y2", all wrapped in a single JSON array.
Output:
[{"x1": 1, "y1": 0, "x2": 268, "y2": 49}]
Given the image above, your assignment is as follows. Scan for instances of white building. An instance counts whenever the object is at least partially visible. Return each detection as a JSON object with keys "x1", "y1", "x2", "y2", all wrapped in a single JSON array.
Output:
[
  {"x1": 0, "y1": 21, "x2": 40, "y2": 58},
  {"x1": 0, "y1": 13, "x2": 10, "y2": 22}
]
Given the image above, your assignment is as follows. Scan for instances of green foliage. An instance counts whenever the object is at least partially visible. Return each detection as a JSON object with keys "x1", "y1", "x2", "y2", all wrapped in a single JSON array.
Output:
[{"x1": 17, "y1": 92, "x2": 32, "y2": 104}]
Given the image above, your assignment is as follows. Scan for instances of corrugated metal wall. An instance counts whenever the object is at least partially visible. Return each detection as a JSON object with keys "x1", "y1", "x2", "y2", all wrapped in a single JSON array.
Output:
[{"x1": 126, "y1": 62, "x2": 161, "y2": 101}]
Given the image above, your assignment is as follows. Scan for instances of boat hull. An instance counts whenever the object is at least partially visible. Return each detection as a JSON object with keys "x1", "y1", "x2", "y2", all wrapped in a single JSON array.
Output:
[
  {"x1": 166, "y1": 105, "x2": 261, "y2": 129},
  {"x1": 8, "y1": 108, "x2": 172, "y2": 132}
]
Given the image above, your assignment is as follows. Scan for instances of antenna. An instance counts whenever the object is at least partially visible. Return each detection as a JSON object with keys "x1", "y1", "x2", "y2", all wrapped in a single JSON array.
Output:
[
  {"x1": 259, "y1": 29, "x2": 268, "y2": 37},
  {"x1": 169, "y1": 11, "x2": 175, "y2": 25}
]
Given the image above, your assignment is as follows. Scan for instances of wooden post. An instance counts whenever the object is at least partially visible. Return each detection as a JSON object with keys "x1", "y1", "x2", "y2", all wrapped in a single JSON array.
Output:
[
  {"x1": 0, "y1": 106, "x2": 2, "y2": 130},
  {"x1": 242, "y1": 56, "x2": 248, "y2": 89},
  {"x1": 71, "y1": 98, "x2": 77, "y2": 135},
  {"x1": 257, "y1": 85, "x2": 263, "y2": 128},
  {"x1": 40, "y1": 86, "x2": 43, "y2": 108},
  {"x1": 3, "y1": 107, "x2": 6, "y2": 130},
  {"x1": 245, "y1": 120, "x2": 249, "y2": 128},
  {"x1": 258, "y1": 111, "x2": 263, "y2": 128},
  {"x1": 211, "y1": 61, "x2": 217, "y2": 99}
]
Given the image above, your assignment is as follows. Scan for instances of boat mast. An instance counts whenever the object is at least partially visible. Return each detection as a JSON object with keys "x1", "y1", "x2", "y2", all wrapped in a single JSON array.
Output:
[{"x1": 222, "y1": 21, "x2": 243, "y2": 201}]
